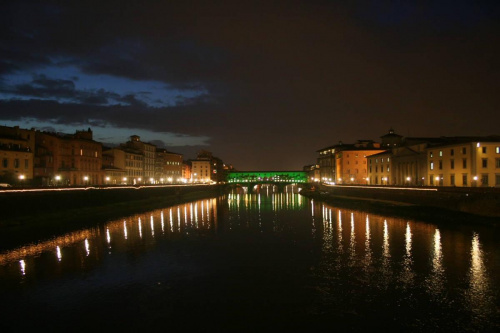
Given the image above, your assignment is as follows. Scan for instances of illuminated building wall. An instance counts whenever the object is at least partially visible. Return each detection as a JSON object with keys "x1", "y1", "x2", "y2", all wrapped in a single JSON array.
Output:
[
  {"x1": 191, "y1": 160, "x2": 211, "y2": 182},
  {"x1": 0, "y1": 126, "x2": 36, "y2": 183},
  {"x1": 102, "y1": 148, "x2": 126, "y2": 184},
  {"x1": 35, "y1": 129, "x2": 103, "y2": 186},
  {"x1": 336, "y1": 148, "x2": 385, "y2": 184},
  {"x1": 156, "y1": 149, "x2": 183, "y2": 183},
  {"x1": 427, "y1": 140, "x2": 500, "y2": 187},
  {"x1": 367, "y1": 151, "x2": 393, "y2": 185},
  {"x1": 316, "y1": 145, "x2": 336, "y2": 183}
]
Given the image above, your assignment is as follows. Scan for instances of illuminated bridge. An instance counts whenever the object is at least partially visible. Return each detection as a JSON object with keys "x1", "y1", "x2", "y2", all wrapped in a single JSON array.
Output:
[{"x1": 226, "y1": 171, "x2": 308, "y2": 192}]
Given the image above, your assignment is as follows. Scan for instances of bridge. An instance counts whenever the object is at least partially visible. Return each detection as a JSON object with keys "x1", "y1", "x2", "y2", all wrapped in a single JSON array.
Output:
[{"x1": 226, "y1": 171, "x2": 308, "y2": 192}]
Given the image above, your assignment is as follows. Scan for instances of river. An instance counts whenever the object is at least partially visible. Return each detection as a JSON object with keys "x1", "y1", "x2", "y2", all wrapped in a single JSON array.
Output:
[{"x1": 0, "y1": 189, "x2": 498, "y2": 332}]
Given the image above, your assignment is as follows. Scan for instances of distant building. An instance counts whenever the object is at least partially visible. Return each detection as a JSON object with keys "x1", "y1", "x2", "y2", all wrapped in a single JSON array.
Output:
[
  {"x1": 0, "y1": 126, "x2": 35, "y2": 184},
  {"x1": 190, "y1": 150, "x2": 226, "y2": 183},
  {"x1": 156, "y1": 149, "x2": 183, "y2": 183},
  {"x1": 303, "y1": 164, "x2": 320, "y2": 182},
  {"x1": 102, "y1": 148, "x2": 127, "y2": 184},
  {"x1": 316, "y1": 144, "x2": 337, "y2": 183},
  {"x1": 335, "y1": 140, "x2": 385, "y2": 184},
  {"x1": 191, "y1": 159, "x2": 211, "y2": 183},
  {"x1": 121, "y1": 135, "x2": 155, "y2": 183},
  {"x1": 426, "y1": 137, "x2": 500, "y2": 187},
  {"x1": 34, "y1": 128, "x2": 103, "y2": 186},
  {"x1": 366, "y1": 130, "x2": 500, "y2": 187}
]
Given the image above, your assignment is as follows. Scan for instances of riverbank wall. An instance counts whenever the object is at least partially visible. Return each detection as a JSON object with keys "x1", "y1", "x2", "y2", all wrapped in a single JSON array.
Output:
[{"x1": 301, "y1": 184, "x2": 500, "y2": 224}]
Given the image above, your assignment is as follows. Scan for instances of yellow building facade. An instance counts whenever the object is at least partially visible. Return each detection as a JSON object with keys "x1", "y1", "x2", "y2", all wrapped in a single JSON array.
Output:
[{"x1": 427, "y1": 141, "x2": 500, "y2": 187}]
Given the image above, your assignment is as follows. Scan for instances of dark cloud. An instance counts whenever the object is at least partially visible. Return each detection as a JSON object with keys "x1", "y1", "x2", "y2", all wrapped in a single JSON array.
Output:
[{"x1": 1, "y1": 0, "x2": 499, "y2": 170}]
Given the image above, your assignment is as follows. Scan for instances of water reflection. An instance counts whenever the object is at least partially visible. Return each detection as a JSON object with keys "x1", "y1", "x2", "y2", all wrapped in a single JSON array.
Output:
[
  {"x1": 427, "y1": 228, "x2": 445, "y2": 297},
  {"x1": 467, "y1": 232, "x2": 494, "y2": 324},
  {"x1": 0, "y1": 192, "x2": 498, "y2": 331},
  {"x1": 363, "y1": 215, "x2": 372, "y2": 269},
  {"x1": 399, "y1": 222, "x2": 414, "y2": 287},
  {"x1": 0, "y1": 198, "x2": 219, "y2": 273}
]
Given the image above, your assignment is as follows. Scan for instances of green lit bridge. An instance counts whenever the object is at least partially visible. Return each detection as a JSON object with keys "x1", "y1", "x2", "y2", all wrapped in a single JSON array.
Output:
[{"x1": 226, "y1": 171, "x2": 308, "y2": 192}]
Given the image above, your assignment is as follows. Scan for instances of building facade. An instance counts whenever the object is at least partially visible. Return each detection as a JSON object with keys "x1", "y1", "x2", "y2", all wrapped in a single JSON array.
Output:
[
  {"x1": 427, "y1": 139, "x2": 500, "y2": 187},
  {"x1": 35, "y1": 129, "x2": 103, "y2": 186},
  {"x1": 156, "y1": 149, "x2": 183, "y2": 183}
]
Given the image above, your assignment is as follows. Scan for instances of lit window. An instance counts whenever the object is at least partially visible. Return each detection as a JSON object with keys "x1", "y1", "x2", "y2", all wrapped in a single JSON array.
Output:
[
  {"x1": 430, "y1": 152, "x2": 433, "y2": 157},
  {"x1": 439, "y1": 150, "x2": 443, "y2": 157},
  {"x1": 430, "y1": 162, "x2": 434, "y2": 170},
  {"x1": 496, "y1": 147, "x2": 500, "y2": 154}
]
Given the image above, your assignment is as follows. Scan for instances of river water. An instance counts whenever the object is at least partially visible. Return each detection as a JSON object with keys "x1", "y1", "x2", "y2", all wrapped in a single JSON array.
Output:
[{"x1": 0, "y1": 190, "x2": 499, "y2": 332}]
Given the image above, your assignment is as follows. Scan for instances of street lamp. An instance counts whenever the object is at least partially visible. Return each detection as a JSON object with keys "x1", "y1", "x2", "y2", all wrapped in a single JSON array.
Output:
[
  {"x1": 18, "y1": 174, "x2": 25, "y2": 186},
  {"x1": 55, "y1": 175, "x2": 61, "y2": 186},
  {"x1": 83, "y1": 176, "x2": 89, "y2": 186},
  {"x1": 122, "y1": 177, "x2": 127, "y2": 184}
]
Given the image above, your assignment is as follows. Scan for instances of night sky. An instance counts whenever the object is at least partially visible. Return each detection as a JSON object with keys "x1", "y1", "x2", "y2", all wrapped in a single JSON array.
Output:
[{"x1": 1, "y1": 1, "x2": 499, "y2": 170}]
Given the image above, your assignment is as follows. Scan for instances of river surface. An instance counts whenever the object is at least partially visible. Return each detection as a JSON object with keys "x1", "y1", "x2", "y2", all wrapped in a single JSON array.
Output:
[{"x1": 1, "y1": 190, "x2": 499, "y2": 332}]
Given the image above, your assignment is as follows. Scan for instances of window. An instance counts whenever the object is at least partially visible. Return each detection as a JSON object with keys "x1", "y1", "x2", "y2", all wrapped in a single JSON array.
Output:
[
  {"x1": 439, "y1": 150, "x2": 443, "y2": 157},
  {"x1": 430, "y1": 175, "x2": 434, "y2": 185},
  {"x1": 450, "y1": 149, "x2": 454, "y2": 156},
  {"x1": 462, "y1": 147, "x2": 467, "y2": 154},
  {"x1": 496, "y1": 159, "x2": 500, "y2": 168},
  {"x1": 375, "y1": 166, "x2": 378, "y2": 172},
  {"x1": 430, "y1": 151, "x2": 433, "y2": 158},
  {"x1": 496, "y1": 174, "x2": 500, "y2": 186},
  {"x1": 14, "y1": 159, "x2": 19, "y2": 168},
  {"x1": 463, "y1": 174, "x2": 468, "y2": 186},
  {"x1": 481, "y1": 174, "x2": 489, "y2": 186},
  {"x1": 451, "y1": 175, "x2": 455, "y2": 186},
  {"x1": 451, "y1": 159, "x2": 455, "y2": 169},
  {"x1": 387, "y1": 166, "x2": 390, "y2": 172},
  {"x1": 482, "y1": 159, "x2": 488, "y2": 168},
  {"x1": 2, "y1": 158, "x2": 7, "y2": 168},
  {"x1": 482, "y1": 147, "x2": 487, "y2": 154},
  {"x1": 439, "y1": 161, "x2": 443, "y2": 170},
  {"x1": 430, "y1": 162, "x2": 434, "y2": 170},
  {"x1": 463, "y1": 159, "x2": 467, "y2": 168},
  {"x1": 497, "y1": 147, "x2": 500, "y2": 154}
]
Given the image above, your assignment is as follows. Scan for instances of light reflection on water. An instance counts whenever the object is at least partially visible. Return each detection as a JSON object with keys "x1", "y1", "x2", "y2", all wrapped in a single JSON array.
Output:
[{"x1": 0, "y1": 192, "x2": 498, "y2": 331}]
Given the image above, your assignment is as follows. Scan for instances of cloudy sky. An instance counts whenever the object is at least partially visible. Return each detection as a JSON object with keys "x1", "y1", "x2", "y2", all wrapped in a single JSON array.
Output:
[{"x1": 1, "y1": 0, "x2": 499, "y2": 170}]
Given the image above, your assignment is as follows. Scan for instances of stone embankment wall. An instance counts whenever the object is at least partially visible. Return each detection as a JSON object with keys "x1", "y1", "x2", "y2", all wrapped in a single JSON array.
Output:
[{"x1": 315, "y1": 184, "x2": 500, "y2": 218}]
